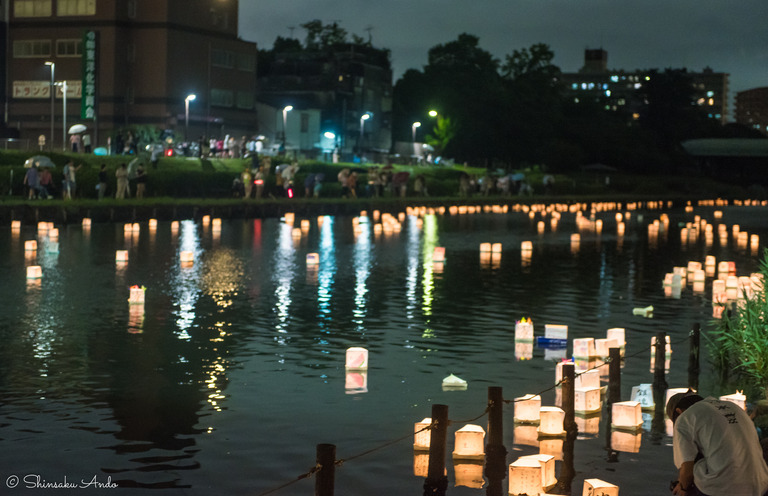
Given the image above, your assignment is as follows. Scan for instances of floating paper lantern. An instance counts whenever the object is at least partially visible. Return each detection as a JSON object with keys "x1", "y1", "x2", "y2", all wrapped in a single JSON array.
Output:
[
  {"x1": 11, "y1": 220, "x2": 21, "y2": 230},
  {"x1": 575, "y1": 369, "x2": 601, "y2": 389},
  {"x1": 413, "y1": 418, "x2": 433, "y2": 450},
  {"x1": 452, "y1": 424, "x2": 485, "y2": 459},
  {"x1": 345, "y1": 347, "x2": 368, "y2": 370},
  {"x1": 45, "y1": 227, "x2": 58, "y2": 240},
  {"x1": 606, "y1": 328, "x2": 625, "y2": 347},
  {"x1": 571, "y1": 233, "x2": 580, "y2": 243},
  {"x1": 491, "y1": 242, "x2": 502, "y2": 253},
  {"x1": 515, "y1": 318, "x2": 534, "y2": 340},
  {"x1": 306, "y1": 253, "x2": 319, "y2": 265},
  {"x1": 300, "y1": 219, "x2": 310, "y2": 231},
  {"x1": 114, "y1": 250, "x2": 128, "y2": 263},
  {"x1": 479, "y1": 242, "x2": 492, "y2": 253},
  {"x1": 611, "y1": 429, "x2": 641, "y2": 453},
  {"x1": 538, "y1": 407, "x2": 565, "y2": 436},
  {"x1": 202, "y1": 215, "x2": 211, "y2": 226},
  {"x1": 514, "y1": 394, "x2": 541, "y2": 423},
  {"x1": 26, "y1": 265, "x2": 42, "y2": 279},
  {"x1": 719, "y1": 391, "x2": 746, "y2": 410},
  {"x1": 632, "y1": 305, "x2": 653, "y2": 318},
  {"x1": 611, "y1": 401, "x2": 642, "y2": 430},
  {"x1": 148, "y1": 219, "x2": 157, "y2": 230},
  {"x1": 630, "y1": 384, "x2": 654, "y2": 409},
  {"x1": 211, "y1": 218, "x2": 221, "y2": 232},
  {"x1": 345, "y1": 371, "x2": 367, "y2": 394},
  {"x1": 128, "y1": 285, "x2": 146, "y2": 304},
  {"x1": 573, "y1": 337, "x2": 595, "y2": 358},
  {"x1": 725, "y1": 275, "x2": 739, "y2": 300},
  {"x1": 25, "y1": 239, "x2": 37, "y2": 251},
  {"x1": 37, "y1": 221, "x2": 49, "y2": 233},
  {"x1": 171, "y1": 221, "x2": 179, "y2": 233},
  {"x1": 291, "y1": 227, "x2": 302, "y2": 238},
  {"x1": 433, "y1": 247, "x2": 446, "y2": 262},
  {"x1": 454, "y1": 461, "x2": 484, "y2": 489},
  {"x1": 180, "y1": 251, "x2": 194, "y2": 265},
  {"x1": 545, "y1": 324, "x2": 567, "y2": 340},
  {"x1": 442, "y1": 373, "x2": 467, "y2": 390},
  {"x1": 521, "y1": 240, "x2": 533, "y2": 251},
  {"x1": 575, "y1": 387, "x2": 602, "y2": 414},
  {"x1": 583, "y1": 478, "x2": 618, "y2": 496},
  {"x1": 508, "y1": 454, "x2": 556, "y2": 495},
  {"x1": 594, "y1": 338, "x2": 619, "y2": 357}
]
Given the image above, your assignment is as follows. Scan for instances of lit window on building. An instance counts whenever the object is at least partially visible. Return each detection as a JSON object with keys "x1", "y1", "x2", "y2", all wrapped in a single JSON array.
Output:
[
  {"x1": 634, "y1": 83, "x2": 642, "y2": 89},
  {"x1": 56, "y1": 39, "x2": 82, "y2": 57},
  {"x1": 611, "y1": 75, "x2": 619, "y2": 83},
  {"x1": 708, "y1": 98, "x2": 714, "y2": 106},
  {"x1": 572, "y1": 83, "x2": 578, "y2": 90},
  {"x1": 14, "y1": 0, "x2": 51, "y2": 17},
  {"x1": 581, "y1": 83, "x2": 587, "y2": 90},
  {"x1": 605, "y1": 90, "x2": 611, "y2": 97},
  {"x1": 57, "y1": 0, "x2": 95, "y2": 16},
  {"x1": 707, "y1": 91, "x2": 714, "y2": 97},
  {"x1": 13, "y1": 40, "x2": 51, "y2": 57}
]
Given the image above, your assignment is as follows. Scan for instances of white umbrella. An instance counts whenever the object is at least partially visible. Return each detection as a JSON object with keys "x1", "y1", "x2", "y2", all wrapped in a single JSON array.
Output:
[
  {"x1": 68, "y1": 124, "x2": 87, "y2": 134},
  {"x1": 24, "y1": 155, "x2": 55, "y2": 168}
]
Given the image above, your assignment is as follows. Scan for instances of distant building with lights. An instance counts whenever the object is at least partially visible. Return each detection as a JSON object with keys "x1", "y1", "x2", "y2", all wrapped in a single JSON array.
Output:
[
  {"x1": 735, "y1": 87, "x2": 768, "y2": 136},
  {"x1": 6, "y1": 0, "x2": 258, "y2": 151},
  {"x1": 559, "y1": 49, "x2": 729, "y2": 125},
  {"x1": 257, "y1": 44, "x2": 393, "y2": 160}
]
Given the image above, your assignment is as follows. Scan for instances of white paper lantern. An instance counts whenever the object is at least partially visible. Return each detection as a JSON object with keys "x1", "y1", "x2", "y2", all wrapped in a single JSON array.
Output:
[
  {"x1": 25, "y1": 240, "x2": 37, "y2": 251},
  {"x1": 433, "y1": 246, "x2": 446, "y2": 262},
  {"x1": 594, "y1": 338, "x2": 619, "y2": 357},
  {"x1": 545, "y1": 324, "x2": 568, "y2": 340},
  {"x1": 514, "y1": 394, "x2": 541, "y2": 423},
  {"x1": 575, "y1": 369, "x2": 601, "y2": 389},
  {"x1": 573, "y1": 337, "x2": 596, "y2": 358},
  {"x1": 583, "y1": 478, "x2": 619, "y2": 496},
  {"x1": 538, "y1": 407, "x2": 565, "y2": 436},
  {"x1": 180, "y1": 251, "x2": 194, "y2": 265},
  {"x1": 148, "y1": 218, "x2": 157, "y2": 230},
  {"x1": 345, "y1": 347, "x2": 368, "y2": 370},
  {"x1": 719, "y1": 391, "x2": 746, "y2": 410},
  {"x1": 26, "y1": 265, "x2": 42, "y2": 279},
  {"x1": 521, "y1": 240, "x2": 533, "y2": 251},
  {"x1": 202, "y1": 215, "x2": 211, "y2": 226},
  {"x1": 611, "y1": 430, "x2": 641, "y2": 453},
  {"x1": 611, "y1": 401, "x2": 642, "y2": 430},
  {"x1": 452, "y1": 424, "x2": 485, "y2": 459},
  {"x1": 630, "y1": 384, "x2": 654, "y2": 409},
  {"x1": 442, "y1": 374, "x2": 467, "y2": 390},
  {"x1": 171, "y1": 221, "x2": 179, "y2": 233},
  {"x1": 128, "y1": 285, "x2": 145, "y2": 305},
  {"x1": 115, "y1": 250, "x2": 129, "y2": 263},
  {"x1": 574, "y1": 387, "x2": 602, "y2": 414},
  {"x1": 509, "y1": 454, "x2": 556, "y2": 495},
  {"x1": 479, "y1": 242, "x2": 492, "y2": 253},
  {"x1": 515, "y1": 319, "x2": 534, "y2": 340},
  {"x1": 81, "y1": 218, "x2": 91, "y2": 228},
  {"x1": 306, "y1": 253, "x2": 319, "y2": 265},
  {"x1": 414, "y1": 418, "x2": 432, "y2": 451},
  {"x1": 11, "y1": 220, "x2": 21, "y2": 230}
]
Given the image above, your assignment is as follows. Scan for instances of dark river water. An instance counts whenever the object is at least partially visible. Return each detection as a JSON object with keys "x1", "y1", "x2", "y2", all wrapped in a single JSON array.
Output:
[{"x1": 1, "y1": 202, "x2": 766, "y2": 495}]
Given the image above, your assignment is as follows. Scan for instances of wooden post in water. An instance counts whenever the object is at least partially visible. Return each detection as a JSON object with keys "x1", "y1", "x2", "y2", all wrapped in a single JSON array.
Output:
[
  {"x1": 315, "y1": 443, "x2": 336, "y2": 496},
  {"x1": 485, "y1": 387, "x2": 507, "y2": 494},
  {"x1": 608, "y1": 347, "x2": 621, "y2": 405},
  {"x1": 424, "y1": 404, "x2": 449, "y2": 496},
  {"x1": 562, "y1": 363, "x2": 576, "y2": 434},
  {"x1": 688, "y1": 323, "x2": 700, "y2": 391},
  {"x1": 653, "y1": 331, "x2": 668, "y2": 391}
]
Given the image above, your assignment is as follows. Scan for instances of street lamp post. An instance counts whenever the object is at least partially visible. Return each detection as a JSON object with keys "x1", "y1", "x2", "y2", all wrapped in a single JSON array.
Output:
[
  {"x1": 185, "y1": 94, "x2": 196, "y2": 142},
  {"x1": 60, "y1": 81, "x2": 67, "y2": 151},
  {"x1": 45, "y1": 62, "x2": 54, "y2": 150},
  {"x1": 282, "y1": 105, "x2": 293, "y2": 148},
  {"x1": 411, "y1": 121, "x2": 421, "y2": 164},
  {"x1": 359, "y1": 113, "x2": 371, "y2": 154}
]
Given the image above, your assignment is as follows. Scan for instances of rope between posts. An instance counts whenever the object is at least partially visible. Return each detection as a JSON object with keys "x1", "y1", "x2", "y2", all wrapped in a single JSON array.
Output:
[{"x1": 255, "y1": 464, "x2": 321, "y2": 496}]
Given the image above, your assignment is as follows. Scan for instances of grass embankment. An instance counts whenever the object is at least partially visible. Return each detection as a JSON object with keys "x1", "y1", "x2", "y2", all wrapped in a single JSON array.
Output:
[{"x1": 0, "y1": 149, "x2": 753, "y2": 210}]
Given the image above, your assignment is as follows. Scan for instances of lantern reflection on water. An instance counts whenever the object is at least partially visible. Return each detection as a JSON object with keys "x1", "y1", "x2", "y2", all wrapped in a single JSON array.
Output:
[
  {"x1": 513, "y1": 424, "x2": 539, "y2": 447},
  {"x1": 25, "y1": 239, "x2": 37, "y2": 251},
  {"x1": 452, "y1": 424, "x2": 485, "y2": 459},
  {"x1": 515, "y1": 340, "x2": 533, "y2": 360},
  {"x1": 344, "y1": 371, "x2": 367, "y2": 394},
  {"x1": 454, "y1": 461, "x2": 484, "y2": 489},
  {"x1": 611, "y1": 429, "x2": 641, "y2": 453}
]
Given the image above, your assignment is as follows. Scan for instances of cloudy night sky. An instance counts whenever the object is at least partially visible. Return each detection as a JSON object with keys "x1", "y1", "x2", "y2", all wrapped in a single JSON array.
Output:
[{"x1": 239, "y1": 0, "x2": 767, "y2": 98}]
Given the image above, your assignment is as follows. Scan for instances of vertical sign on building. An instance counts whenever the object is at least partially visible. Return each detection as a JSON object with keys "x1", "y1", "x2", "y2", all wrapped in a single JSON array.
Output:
[{"x1": 81, "y1": 30, "x2": 97, "y2": 120}]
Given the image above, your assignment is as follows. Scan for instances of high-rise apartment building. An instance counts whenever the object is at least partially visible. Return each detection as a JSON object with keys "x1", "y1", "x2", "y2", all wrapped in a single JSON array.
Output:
[
  {"x1": 6, "y1": 0, "x2": 257, "y2": 150},
  {"x1": 735, "y1": 87, "x2": 768, "y2": 136}
]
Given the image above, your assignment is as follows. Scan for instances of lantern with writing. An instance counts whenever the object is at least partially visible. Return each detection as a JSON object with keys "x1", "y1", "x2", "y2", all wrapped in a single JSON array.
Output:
[
  {"x1": 128, "y1": 285, "x2": 146, "y2": 305},
  {"x1": 575, "y1": 369, "x2": 600, "y2": 389},
  {"x1": 611, "y1": 401, "x2": 642, "y2": 430},
  {"x1": 630, "y1": 384, "x2": 654, "y2": 410},
  {"x1": 583, "y1": 478, "x2": 619, "y2": 496},
  {"x1": 573, "y1": 337, "x2": 595, "y2": 358},
  {"x1": 575, "y1": 387, "x2": 602, "y2": 414},
  {"x1": 509, "y1": 454, "x2": 556, "y2": 495},
  {"x1": 514, "y1": 394, "x2": 541, "y2": 424},
  {"x1": 452, "y1": 424, "x2": 485, "y2": 460},
  {"x1": 345, "y1": 347, "x2": 368, "y2": 370},
  {"x1": 538, "y1": 407, "x2": 565, "y2": 436},
  {"x1": 515, "y1": 318, "x2": 534, "y2": 340}
]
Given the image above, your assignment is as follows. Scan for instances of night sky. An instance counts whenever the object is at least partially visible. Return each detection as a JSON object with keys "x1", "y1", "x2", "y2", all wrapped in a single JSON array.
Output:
[{"x1": 239, "y1": 0, "x2": 768, "y2": 100}]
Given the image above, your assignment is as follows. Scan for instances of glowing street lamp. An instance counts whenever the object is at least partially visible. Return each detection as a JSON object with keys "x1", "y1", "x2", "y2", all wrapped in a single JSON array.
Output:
[
  {"x1": 45, "y1": 62, "x2": 54, "y2": 150},
  {"x1": 359, "y1": 112, "x2": 371, "y2": 153},
  {"x1": 184, "y1": 94, "x2": 196, "y2": 142},
  {"x1": 282, "y1": 105, "x2": 293, "y2": 147},
  {"x1": 428, "y1": 110, "x2": 438, "y2": 118},
  {"x1": 411, "y1": 121, "x2": 421, "y2": 143}
]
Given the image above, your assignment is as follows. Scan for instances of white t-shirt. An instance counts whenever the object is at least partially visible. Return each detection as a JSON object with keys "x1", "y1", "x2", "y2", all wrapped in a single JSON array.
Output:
[{"x1": 674, "y1": 397, "x2": 768, "y2": 496}]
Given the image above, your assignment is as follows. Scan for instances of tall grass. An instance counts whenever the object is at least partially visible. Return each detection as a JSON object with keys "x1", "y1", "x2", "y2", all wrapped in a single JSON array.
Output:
[{"x1": 708, "y1": 250, "x2": 768, "y2": 399}]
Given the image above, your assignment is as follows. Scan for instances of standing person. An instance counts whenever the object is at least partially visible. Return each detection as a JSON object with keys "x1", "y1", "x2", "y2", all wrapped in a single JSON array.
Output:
[
  {"x1": 241, "y1": 167, "x2": 253, "y2": 199},
  {"x1": 337, "y1": 168, "x2": 350, "y2": 198},
  {"x1": 97, "y1": 163, "x2": 108, "y2": 200},
  {"x1": 253, "y1": 166, "x2": 265, "y2": 199},
  {"x1": 82, "y1": 133, "x2": 92, "y2": 153},
  {"x1": 62, "y1": 160, "x2": 81, "y2": 199},
  {"x1": 135, "y1": 166, "x2": 147, "y2": 198},
  {"x1": 115, "y1": 163, "x2": 129, "y2": 199},
  {"x1": 668, "y1": 392, "x2": 768, "y2": 496},
  {"x1": 23, "y1": 164, "x2": 40, "y2": 199},
  {"x1": 39, "y1": 166, "x2": 53, "y2": 198},
  {"x1": 347, "y1": 171, "x2": 358, "y2": 198},
  {"x1": 70, "y1": 133, "x2": 81, "y2": 153}
]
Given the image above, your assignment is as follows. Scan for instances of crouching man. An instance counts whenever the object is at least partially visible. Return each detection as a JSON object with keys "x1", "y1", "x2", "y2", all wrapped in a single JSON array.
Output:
[{"x1": 668, "y1": 391, "x2": 768, "y2": 496}]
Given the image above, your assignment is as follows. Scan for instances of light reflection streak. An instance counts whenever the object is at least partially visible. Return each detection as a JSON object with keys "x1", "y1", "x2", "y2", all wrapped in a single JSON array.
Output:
[
  {"x1": 420, "y1": 215, "x2": 439, "y2": 338},
  {"x1": 172, "y1": 220, "x2": 202, "y2": 340},
  {"x1": 353, "y1": 220, "x2": 371, "y2": 331},
  {"x1": 405, "y1": 216, "x2": 420, "y2": 320},
  {"x1": 317, "y1": 217, "x2": 336, "y2": 327},
  {"x1": 273, "y1": 222, "x2": 296, "y2": 339}
]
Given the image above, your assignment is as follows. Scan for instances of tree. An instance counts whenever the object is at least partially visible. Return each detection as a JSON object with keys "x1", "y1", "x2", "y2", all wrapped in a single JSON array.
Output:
[{"x1": 425, "y1": 115, "x2": 457, "y2": 155}]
